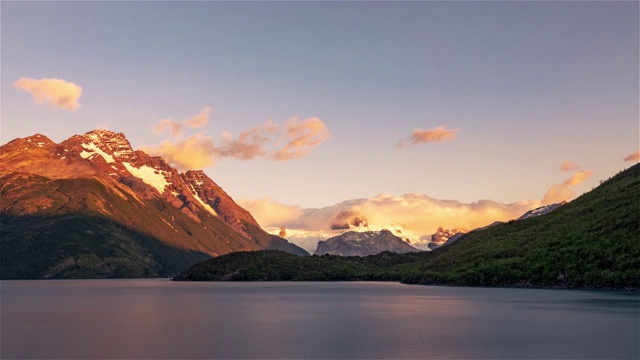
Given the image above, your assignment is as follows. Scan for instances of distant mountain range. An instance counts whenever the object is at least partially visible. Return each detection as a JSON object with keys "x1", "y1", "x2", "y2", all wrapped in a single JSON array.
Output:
[
  {"x1": 0, "y1": 130, "x2": 306, "y2": 279},
  {"x1": 315, "y1": 230, "x2": 419, "y2": 256}
]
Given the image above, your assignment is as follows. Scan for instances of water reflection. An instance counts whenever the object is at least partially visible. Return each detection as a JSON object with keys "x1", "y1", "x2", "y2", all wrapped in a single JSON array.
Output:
[{"x1": 2, "y1": 280, "x2": 638, "y2": 359}]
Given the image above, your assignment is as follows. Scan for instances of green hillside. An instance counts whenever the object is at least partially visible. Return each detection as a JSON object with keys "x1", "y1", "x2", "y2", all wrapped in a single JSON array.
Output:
[
  {"x1": 176, "y1": 164, "x2": 640, "y2": 289},
  {"x1": 1, "y1": 175, "x2": 248, "y2": 279}
]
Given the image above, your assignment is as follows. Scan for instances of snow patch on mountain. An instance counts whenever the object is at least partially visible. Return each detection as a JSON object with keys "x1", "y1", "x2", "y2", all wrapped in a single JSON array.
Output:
[
  {"x1": 123, "y1": 162, "x2": 169, "y2": 194},
  {"x1": 80, "y1": 142, "x2": 115, "y2": 163},
  {"x1": 187, "y1": 184, "x2": 218, "y2": 217},
  {"x1": 517, "y1": 202, "x2": 566, "y2": 220}
]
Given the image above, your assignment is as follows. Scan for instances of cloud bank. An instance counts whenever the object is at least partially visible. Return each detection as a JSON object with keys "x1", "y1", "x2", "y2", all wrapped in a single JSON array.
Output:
[
  {"x1": 239, "y1": 194, "x2": 539, "y2": 249},
  {"x1": 623, "y1": 150, "x2": 640, "y2": 163},
  {"x1": 147, "y1": 116, "x2": 331, "y2": 170},
  {"x1": 240, "y1": 161, "x2": 596, "y2": 250},
  {"x1": 398, "y1": 126, "x2": 458, "y2": 147},
  {"x1": 13, "y1": 77, "x2": 82, "y2": 111}
]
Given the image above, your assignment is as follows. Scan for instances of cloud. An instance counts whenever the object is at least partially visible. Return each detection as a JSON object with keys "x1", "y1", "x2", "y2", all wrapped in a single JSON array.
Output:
[
  {"x1": 217, "y1": 121, "x2": 278, "y2": 160},
  {"x1": 146, "y1": 116, "x2": 331, "y2": 169},
  {"x1": 153, "y1": 106, "x2": 211, "y2": 138},
  {"x1": 398, "y1": 126, "x2": 458, "y2": 147},
  {"x1": 623, "y1": 150, "x2": 640, "y2": 163},
  {"x1": 237, "y1": 198, "x2": 305, "y2": 228},
  {"x1": 13, "y1": 77, "x2": 82, "y2": 111},
  {"x1": 184, "y1": 106, "x2": 211, "y2": 128},
  {"x1": 541, "y1": 170, "x2": 593, "y2": 205},
  {"x1": 141, "y1": 133, "x2": 217, "y2": 171},
  {"x1": 560, "y1": 161, "x2": 580, "y2": 171},
  {"x1": 240, "y1": 195, "x2": 540, "y2": 249},
  {"x1": 153, "y1": 119, "x2": 184, "y2": 138},
  {"x1": 272, "y1": 117, "x2": 332, "y2": 161}
]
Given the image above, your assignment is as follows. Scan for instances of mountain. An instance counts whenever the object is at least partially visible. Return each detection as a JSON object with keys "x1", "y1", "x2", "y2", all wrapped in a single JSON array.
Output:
[
  {"x1": 0, "y1": 130, "x2": 306, "y2": 279},
  {"x1": 440, "y1": 202, "x2": 566, "y2": 247},
  {"x1": 315, "y1": 230, "x2": 420, "y2": 256},
  {"x1": 176, "y1": 164, "x2": 640, "y2": 289},
  {"x1": 427, "y1": 227, "x2": 465, "y2": 250},
  {"x1": 517, "y1": 201, "x2": 566, "y2": 220}
]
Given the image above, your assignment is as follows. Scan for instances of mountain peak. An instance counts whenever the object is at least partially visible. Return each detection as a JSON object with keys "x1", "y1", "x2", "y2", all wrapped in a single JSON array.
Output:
[{"x1": 315, "y1": 229, "x2": 419, "y2": 256}]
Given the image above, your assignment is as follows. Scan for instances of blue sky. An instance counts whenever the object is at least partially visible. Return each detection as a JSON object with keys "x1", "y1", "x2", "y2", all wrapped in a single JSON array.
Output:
[{"x1": 2, "y1": 1, "x2": 638, "y2": 209}]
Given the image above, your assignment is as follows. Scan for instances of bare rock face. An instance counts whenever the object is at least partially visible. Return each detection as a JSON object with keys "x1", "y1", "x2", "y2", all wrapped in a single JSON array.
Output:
[
  {"x1": 0, "y1": 129, "x2": 307, "y2": 279},
  {"x1": 315, "y1": 229, "x2": 419, "y2": 256}
]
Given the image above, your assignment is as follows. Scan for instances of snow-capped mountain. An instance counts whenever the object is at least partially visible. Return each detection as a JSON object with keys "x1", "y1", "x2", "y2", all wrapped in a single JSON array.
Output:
[
  {"x1": 517, "y1": 202, "x2": 567, "y2": 220},
  {"x1": 315, "y1": 229, "x2": 419, "y2": 256},
  {"x1": 0, "y1": 130, "x2": 307, "y2": 279}
]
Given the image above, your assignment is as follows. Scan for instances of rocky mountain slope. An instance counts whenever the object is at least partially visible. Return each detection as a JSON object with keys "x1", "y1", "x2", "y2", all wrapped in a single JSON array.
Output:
[
  {"x1": 0, "y1": 130, "x2": 306, "y2": 279},
  {"x1": 314, "y1": 230, "x2": 419, "y2": 256}
]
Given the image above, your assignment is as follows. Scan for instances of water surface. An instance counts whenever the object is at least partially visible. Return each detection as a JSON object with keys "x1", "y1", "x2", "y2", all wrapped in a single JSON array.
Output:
[{"x1": 2, "y1": 280, "x2": 638, "y2": 359}]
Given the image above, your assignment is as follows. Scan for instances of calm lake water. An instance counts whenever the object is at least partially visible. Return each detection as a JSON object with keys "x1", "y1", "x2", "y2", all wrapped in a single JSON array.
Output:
[{"x1": 1, "y1": 280, "x2": 638, "y2": 359}]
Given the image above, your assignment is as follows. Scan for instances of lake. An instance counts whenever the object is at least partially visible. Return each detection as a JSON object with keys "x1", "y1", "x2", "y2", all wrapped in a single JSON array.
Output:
[{"x1": 1, "y1": 280, "x2": 638, "y2": 359}]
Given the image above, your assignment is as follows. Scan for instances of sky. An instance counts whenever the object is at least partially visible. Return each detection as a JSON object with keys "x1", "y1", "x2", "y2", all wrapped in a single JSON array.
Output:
[{"x1": 2, "y1": 2, "x2": 638, "y2": 243}]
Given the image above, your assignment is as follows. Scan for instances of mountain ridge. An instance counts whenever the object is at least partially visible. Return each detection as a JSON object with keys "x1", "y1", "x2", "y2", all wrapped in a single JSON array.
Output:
[{"x1": 0, "y1": 129, "x2": 307, "y2": 279}]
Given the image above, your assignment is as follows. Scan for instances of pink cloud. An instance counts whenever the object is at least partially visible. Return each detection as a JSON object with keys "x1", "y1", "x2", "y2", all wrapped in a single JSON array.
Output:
[
  {"x1": 14, "y1": 77, "x2": 82, "y2": 111},
  {"x1": 153, "y1": 119, "x2": 184, "y2": 138},
  {"x1": 398, "y1": 126, "x2": 458, "y2": 147},
  {"x1": 152, "y1": 106, "x2": 211, "y2": 138},
  {"x1": 184, "y1": 106, "x2": 211, "y2": 128},
  {"x1": 623, "y1": 150, "x2": 639, "y2": 163},
  {"x1": 146, "y1": 116, "x2": 331, "y2": 170},
  {"x1": 217, "y1": 126, "x2": 270, "y2": 160},
  {"x1": 272, "y1": 117, "x2": 332, "y2": 161},
  {"x1": 560, "y1": 161, "x2": 580, "y2": 172}
]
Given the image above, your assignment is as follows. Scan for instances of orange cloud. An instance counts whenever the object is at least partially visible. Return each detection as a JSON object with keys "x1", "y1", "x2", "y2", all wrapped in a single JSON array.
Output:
[
  {"x1": 272, "y1": 117, "x2": 332, "y2": 161},
  {"x1": 541, "y1": 170, "x2": 593, "y2": 205},
  {"x1": 184, "y1": 106, "x2": 211, "y2": 128},
  {"x1": 623, "y1": 150, "x2": 640, "y2": 163},
  {"x1": 560, "y1": 161, "x2": 580, "y2": 171},
  {"x1": 147, "y1": 116, "x2": 330, "y2": 169},
  {"x1": 153, "y1": 106, "x2": 211, "y2": 138},
  {"x1": 14, "y1": 77, "x2": 82, "y2": 111},
  {"x1": 398, "y1": 126, "x2": 458, "y2": 147},
  {"x1": 141, "y1": 133, "x2": 217, "y2": 171},
  {"x1": 240, "y1": 195, "x2": 540, "y2": 250}
]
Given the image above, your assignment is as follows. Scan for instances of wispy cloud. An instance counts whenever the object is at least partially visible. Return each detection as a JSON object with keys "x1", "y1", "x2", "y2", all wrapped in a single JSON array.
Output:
[
  {"x1": 398, "y1": 126, "x2": 458, "y2": 147},
  {"x1": 217, "y1": 121, "x2": 278, "y2": 160},
  {"x1": 13, "y1": 77, "x2": 82, "y2": 111},
  {"x1": 272, "y1": 117, "x2": 332, "y2": 161},
  {"x1": 146, "y1": 115, "x2": 331, "y2": 170},
  {"x1": 623, "y1": 150, "x2": 640, "y2": 163},
  {"x1": 153, "y1": 106, "x2": 211, "y2": 138},
  {"x1": 541, "y1": 170, "x2": 593, "y2": 205},
  {"x1": 560, "y1": 161, "x2": 580, "y2": 171}
]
